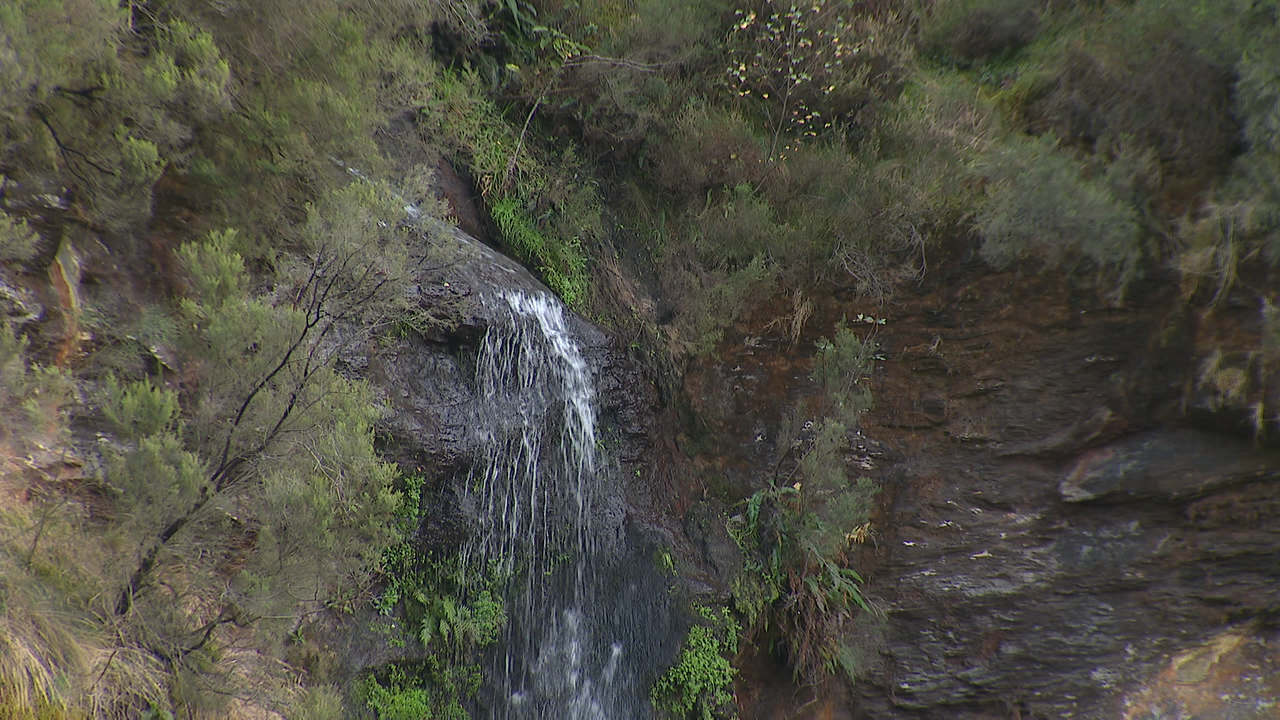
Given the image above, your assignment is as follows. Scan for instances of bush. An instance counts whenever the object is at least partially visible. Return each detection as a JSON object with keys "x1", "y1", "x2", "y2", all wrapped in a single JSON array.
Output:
[
  {"x1": 0, "y1": 322, "x2": 76, "y2": 446},
  {"x1": 1226, "y1": 25, "x2": 1280, "y2": 260},
  {"x1": 651, "y1": 606, "x2": 739, "y2": 720},
  {"x1": 1, "y1": 2, "x2": 232, "y2": 233},
  {"x1": 654, "y1": 102, "x2": 768, "y2": 196},
  {"x1": 1032, "y1": 44, "x2": 1236, "y2": 175},
  {"x1": 975, "y1": 133, "x2": 1142, "y2": 295},
  {"x1": 359, "y1": 662, "x2": 476, "y2": 720},
  {"x1": 726, "y1": 322, "x2": 880, "y2": 681},
  {"x1": 522, "y1": 0, "x2": 721, "y2": 162},
  {"x1": 660, "y1": 251, "x2": 776, "y2": 357},
  {"x1": 811, "y1": 321, "x2": 876, "y2": 427}
]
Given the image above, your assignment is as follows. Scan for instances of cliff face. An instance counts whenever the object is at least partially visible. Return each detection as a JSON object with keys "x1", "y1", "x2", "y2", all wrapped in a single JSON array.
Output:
[
  {"x1": 12, "y1": 140, "x2": 1276, "y2": 718},
  {"x1": 329, "y1": 222, "x2": 691, "y2": 713},
  {"x1": 679, "y1": 247, "x2": 1280, "y2": 719}
]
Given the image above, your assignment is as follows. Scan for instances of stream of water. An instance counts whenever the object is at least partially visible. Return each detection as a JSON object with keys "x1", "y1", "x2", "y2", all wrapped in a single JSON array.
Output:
[{"x1": 463, "y1": 290, "x2": 639, "y2": 719}]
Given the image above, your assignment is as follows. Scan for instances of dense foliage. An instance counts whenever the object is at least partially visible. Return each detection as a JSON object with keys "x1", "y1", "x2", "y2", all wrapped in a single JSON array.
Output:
[
  {"x1": 3, "y1": 0, "x2": 1280, "y2": 716},
  {"x1": 651, "y1": 606, "x2": 739, "y2": 720}
]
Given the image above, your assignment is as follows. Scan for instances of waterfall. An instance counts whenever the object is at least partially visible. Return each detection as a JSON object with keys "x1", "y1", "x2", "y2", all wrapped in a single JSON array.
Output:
[{"x1": 463, "y1": 289, "x2": 638, "y2": 719}]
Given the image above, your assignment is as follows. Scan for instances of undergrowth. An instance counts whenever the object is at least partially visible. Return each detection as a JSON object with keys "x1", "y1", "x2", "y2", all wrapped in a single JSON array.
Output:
[
  {"x1": 5, "y1": 0, "x2": 1280, "y2": 713},
  {"x1": 651, "y1": 606, "x2": 740, "y2": 720},
  {"x1": 727, "y1": 320, "x2": 880, "y2": 682},
  {"x1": 360, "y1": 474, "x2": 507, "y2": 720}
]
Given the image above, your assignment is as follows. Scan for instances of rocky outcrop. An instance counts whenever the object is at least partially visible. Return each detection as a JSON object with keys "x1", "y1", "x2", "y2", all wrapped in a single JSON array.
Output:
[
  {"x1": 682, "y1": 255, "x2": 1280, "y2": 719},
  {"x1": 320, "y1": 178, "x2": 1280, "y2": 718},
  {"x1": 326, "y1": 221, "x2": 695, "y2": 704}
]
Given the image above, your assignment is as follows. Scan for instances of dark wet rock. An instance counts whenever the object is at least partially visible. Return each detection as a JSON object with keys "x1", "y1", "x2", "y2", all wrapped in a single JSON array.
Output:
[
  {"x1": 0, "y1": 275, "x2": 43, "y2": 325},
  {"x1": 1059, "y1": 430, "x2": 1280, "y2": 503},
  {"x1": 680, "y1": 262, "x2": 1280, "y2": 719},
  {"x1": 683, "y1": 499, "x2": 744, "y2": 594},
  {"x1": 331, "y1": 220, "x2": 693, "y2": 700}
]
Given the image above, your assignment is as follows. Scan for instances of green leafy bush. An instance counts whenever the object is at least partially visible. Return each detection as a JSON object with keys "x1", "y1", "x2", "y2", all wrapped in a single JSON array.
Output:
[
  {"x1": 359, "y1": 662, "x2": 477, "y2": 720},
  {"x1": 0, "y1": 322, "x2": 76, "y2": 444},
  {"x1": 1, "y1": 1, "x2": 232, "y2": 232},
  {"x1": 652, "y1": 606, "x2": 739, "y2": 720}
]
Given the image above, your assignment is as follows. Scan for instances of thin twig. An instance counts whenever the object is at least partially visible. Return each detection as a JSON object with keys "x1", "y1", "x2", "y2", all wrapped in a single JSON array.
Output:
[{"x1": 34, "y1": 107, "x2": 116, "y2": 177}]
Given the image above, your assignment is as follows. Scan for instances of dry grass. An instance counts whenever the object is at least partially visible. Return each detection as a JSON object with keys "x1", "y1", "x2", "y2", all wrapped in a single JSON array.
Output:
[
  {"x1": 0, "y1": 479, "x2": 168, "y2": 719},
  {"x1": 1175, "y1": 203, "x2": 1260, "y2": 304},
  {"x1": 763, "y1": 289, "x2": 814, "y2": 348},
  {"x1": 1197, "y1": 349, "x2": 1249, "y2": 409}
]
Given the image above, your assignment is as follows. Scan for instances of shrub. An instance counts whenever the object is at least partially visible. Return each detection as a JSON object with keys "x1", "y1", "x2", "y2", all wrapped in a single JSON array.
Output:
[
  {"x1": 696, "y1": 184, "x2": 798, "y2": 266},
  {"x1": 654, "y1": 102, "x2": 768, "y2": 196},
  {"x1": 975, "y1": 133, "x2": 1142, "y2": 296},
  {"x1": 0, "y1": 322, "x2": 76, "y2": 445},
  {"x1": 811, "y1": 321, "x2": 875, "y2": 428},
  {"x1": 726, "y1": 0, "x2": 889, "y2": 156},
  {"x1": 1227, "y1": 28, "x2": 1280, "y2": 261},
  {"x1": 0, "y1": 209, "x2": 40, "y2": 264},
  {"x1": 92, "y1": 217, "x2": 408, "y2": 708},
  {"x1": 1, "y1": 2, "x2": 233, "y2": 233},
  {"x1": 728, "y1": 444, "x2": 878, "y2": 680},
  {"x1": 359, "y1": 662, "x2": 476, "y2": 720},
  {"x1": 519, "y1": 0, "x2": 722, "y2": 162},
  {"x1": 726, "y1": 322, "x2": 880, "y2": 681},
  {"x1": 100, "y1": 376, "x2": 180, "y2": 441},
  {"x1": 651, "y1": 606, "x2": 739, "y2": 720},
  {"x1": 1021, "y1": 2, "x2": 1238, "y2": 175},
  {"x1": 660, "y1": 251, "x2": 777, "y2": 357}
]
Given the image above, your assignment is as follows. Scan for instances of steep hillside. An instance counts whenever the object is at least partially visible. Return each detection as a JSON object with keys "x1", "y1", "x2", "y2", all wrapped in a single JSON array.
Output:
[{"x1": 3, "y1": 0, "x2": 1280, "y2": 718}]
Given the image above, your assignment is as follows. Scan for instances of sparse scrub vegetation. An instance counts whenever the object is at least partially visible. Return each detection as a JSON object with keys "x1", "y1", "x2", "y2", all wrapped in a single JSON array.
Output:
[
  {"x1": 728, "y1": 321, "x2": 880, "y2": 681},
  {"x1": 5, "y1": 0, "x2": 1280, "y2": 713},
  {"x1": 0, "y1": 208, "x2": 41, "y2": 264}
]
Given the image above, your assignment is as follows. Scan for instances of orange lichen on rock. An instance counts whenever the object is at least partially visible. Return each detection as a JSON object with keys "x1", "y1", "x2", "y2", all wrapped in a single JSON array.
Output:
[{"x1": 1122, "y1": 629, "x2": 1280, "y2": 719}]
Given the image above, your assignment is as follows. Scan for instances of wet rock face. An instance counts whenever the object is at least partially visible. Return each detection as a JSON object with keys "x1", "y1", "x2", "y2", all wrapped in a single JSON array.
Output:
[
  {"x1": 855, "y1": 270, "x2": 1280, "y2": 719},
  {"x1": 349, "y1": 225, "x2": 627, "y2": 541},
  {"x1": 683, "y1": 259, "x2": 1280, "y2": 719},
  {"x1": 335, "y1": 224, "x2": 690, "y2": 696}
]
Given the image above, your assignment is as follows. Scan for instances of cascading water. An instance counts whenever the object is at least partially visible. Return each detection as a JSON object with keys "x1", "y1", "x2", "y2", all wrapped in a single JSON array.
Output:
[{"x1": 463, "y1": 289, "x2": 643, "y2": 719}]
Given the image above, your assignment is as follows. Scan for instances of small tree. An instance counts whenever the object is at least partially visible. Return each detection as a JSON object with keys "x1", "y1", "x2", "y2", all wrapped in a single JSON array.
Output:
[
  {"x1": 726, "y1": 0, "x2": 874, "y2": 158},
  {"x1": 106, "y1": 182, "x2": 414, "y2": 687}
]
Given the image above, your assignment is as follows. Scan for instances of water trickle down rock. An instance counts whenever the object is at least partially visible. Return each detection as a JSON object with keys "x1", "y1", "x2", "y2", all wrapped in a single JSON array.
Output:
[{"x1": 462, "y1": 289, "x2": 649, "y2": 720}]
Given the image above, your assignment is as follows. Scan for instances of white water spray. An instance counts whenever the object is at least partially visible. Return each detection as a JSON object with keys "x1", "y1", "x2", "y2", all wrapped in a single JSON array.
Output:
[{"x1": 463, "y1": 290, "x2": 629, "y2": 719}]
